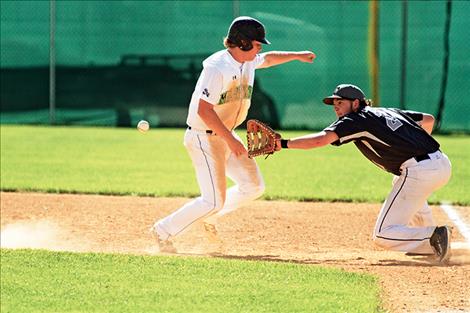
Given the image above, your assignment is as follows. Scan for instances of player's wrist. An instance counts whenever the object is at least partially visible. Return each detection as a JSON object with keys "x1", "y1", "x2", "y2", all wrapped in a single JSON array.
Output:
[{"x1": 281, "y1": 139, "x2": 289, "y2": 149}]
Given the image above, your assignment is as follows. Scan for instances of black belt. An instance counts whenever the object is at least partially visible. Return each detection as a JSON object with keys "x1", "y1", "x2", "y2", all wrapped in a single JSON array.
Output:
[
  {"x1": 414, "y1": 150, "x2": 439, "y2": 162},
  {"x1": 188, "y1": 126, "x2": 213, "y2": 134},
  {"x1": 414, "y1": 154, "x2": 430, "y2": 162}
]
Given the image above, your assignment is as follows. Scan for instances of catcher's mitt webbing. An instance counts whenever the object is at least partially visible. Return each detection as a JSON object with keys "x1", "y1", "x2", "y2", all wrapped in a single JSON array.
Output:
[{"x1": 246, "y1": 119, "x2": 279, "y2": 158}]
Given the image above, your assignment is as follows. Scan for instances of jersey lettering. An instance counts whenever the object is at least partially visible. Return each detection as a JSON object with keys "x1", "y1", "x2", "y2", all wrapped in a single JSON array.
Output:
[{"x1": 386, "y1": 116, "x2": 403, "y2": 131}]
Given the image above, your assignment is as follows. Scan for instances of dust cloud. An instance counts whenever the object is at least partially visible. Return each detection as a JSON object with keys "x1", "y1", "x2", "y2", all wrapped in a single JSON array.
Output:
[{"x1": 0, "y1": 219, "x2": 80, "y2": 252}]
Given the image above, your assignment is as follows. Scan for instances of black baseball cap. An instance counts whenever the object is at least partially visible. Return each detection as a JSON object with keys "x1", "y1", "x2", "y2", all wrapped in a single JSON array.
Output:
[
  {"x1": 323, "y1": 84, "x2": 366, "y2": 105},
  {"x1": 228, "y1": 16, "x2": 271, "y2": 45}
]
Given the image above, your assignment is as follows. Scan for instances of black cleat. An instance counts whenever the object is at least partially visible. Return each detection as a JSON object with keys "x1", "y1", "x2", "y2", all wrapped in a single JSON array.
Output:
[{"x1": 430, "y1": 226, "x2": 452, "y2": 263}]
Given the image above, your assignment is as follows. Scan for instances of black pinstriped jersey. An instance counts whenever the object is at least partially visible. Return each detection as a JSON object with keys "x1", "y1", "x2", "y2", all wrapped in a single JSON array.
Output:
[{"x1": 324, "y1": 106, "x2": 440, "y2": 175}]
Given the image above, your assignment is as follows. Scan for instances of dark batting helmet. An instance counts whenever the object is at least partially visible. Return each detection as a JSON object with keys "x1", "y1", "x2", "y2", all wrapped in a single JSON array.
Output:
[
  {"x1": 323, "y1": 84, "x2": 366, "y2": 105},
  {"x1": 227, "y1": 16, "x2": 271, "y2": 51}
]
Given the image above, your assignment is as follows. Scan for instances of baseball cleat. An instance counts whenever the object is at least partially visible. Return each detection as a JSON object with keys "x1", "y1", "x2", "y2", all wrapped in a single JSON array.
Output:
[
  {"x1": 203, "y1": 222, "x2": 219, "y2": 243},
  {"x1": 149, "y1": 225, "x2": 177, "y2": 254},
  {"x1": 430, "y1": 226, "x2": 452, "y2": 263}
]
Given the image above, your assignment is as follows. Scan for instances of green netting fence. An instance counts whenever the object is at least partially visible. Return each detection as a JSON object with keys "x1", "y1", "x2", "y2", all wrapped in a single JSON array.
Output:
[{"x1": 1, "y1": 0, "x2": 469, "y2": 132}]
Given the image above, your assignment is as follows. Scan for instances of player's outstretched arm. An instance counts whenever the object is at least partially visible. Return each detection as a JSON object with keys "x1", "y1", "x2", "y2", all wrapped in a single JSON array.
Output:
[
  {"x1": 276, "y1": 130, "x2": 338, "y2": 150},
  {"x1": 257, "y1": 51, "x2": 316, "y2": 69}
]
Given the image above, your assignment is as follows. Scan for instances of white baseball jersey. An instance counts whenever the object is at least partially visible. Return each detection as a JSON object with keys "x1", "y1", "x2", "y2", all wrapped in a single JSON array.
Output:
[{"x1": 186, "y1": 50, "x2": 265, "y2": 130}]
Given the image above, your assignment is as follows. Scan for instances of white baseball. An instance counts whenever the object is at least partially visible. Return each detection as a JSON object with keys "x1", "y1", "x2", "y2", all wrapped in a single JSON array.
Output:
[{"x1": 137, "y1": 120, "x2": 150, "y2": 133}]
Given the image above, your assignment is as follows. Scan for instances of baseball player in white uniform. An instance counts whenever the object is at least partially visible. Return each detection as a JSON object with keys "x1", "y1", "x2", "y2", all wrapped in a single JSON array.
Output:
[{"x1": 151, "y1": 16, "x2": 315, "y2": 252}]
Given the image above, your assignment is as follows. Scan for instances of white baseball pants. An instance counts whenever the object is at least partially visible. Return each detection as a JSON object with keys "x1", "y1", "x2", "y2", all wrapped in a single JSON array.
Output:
[
  {"x1": 156, "y1": 128, "x2": 265, "y2": 239},
  {"x1": 373, "y1": 151, "x2": 452, "y2": 254}
]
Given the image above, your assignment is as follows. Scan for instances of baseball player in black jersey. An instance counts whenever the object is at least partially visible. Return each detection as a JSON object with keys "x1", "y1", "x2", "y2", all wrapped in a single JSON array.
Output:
[{"x1": 277, "y1": 84, "x2": 453, "y2": 263}]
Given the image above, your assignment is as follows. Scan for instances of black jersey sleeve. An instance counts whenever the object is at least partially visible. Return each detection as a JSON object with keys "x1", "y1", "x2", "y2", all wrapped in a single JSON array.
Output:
[
  {"x1": 324, "y1": 116, "x2": 361, "y2": 146},
  {"x1": 392, "y1": 109, "x2": 423, "y2": 122}
]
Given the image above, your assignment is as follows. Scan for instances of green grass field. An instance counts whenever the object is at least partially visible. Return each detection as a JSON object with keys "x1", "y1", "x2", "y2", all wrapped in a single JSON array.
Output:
[
  {"x1": 1, "y1": 125, "x2": 469, "y2": 204},
  {"x1": 1, "y1": 249, "x2": 382, "y2": 313},
  {"x1": 1, "y1": 125, "x2": 468, "y2": 313}
]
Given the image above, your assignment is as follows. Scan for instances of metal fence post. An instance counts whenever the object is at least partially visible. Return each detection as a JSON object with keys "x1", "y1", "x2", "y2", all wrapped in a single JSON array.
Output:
[
  {"x1": 399, "y1": 0, "x2": 408, "y2": 110},
  {"x1": 232, "y1": 0, "x2": 240, "y2": 19},
  {"x1": 369, "y1": 0, "x2": 380, "y2": 106},
  {"x1": 49, "y1": 0, "x2": 56, "y2": 125}
]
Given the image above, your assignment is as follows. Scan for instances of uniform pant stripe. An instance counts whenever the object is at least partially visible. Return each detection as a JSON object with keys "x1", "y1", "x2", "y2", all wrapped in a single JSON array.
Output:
[
  {"x1": 378, "y1": 168, "x2": 408, "y2": 233},
  {"x1": 196, "y1": 135, "x2": 216, "y2": 211},
  {"x1": 375, "y1": 235, "x2": 431, "y2": 242}
]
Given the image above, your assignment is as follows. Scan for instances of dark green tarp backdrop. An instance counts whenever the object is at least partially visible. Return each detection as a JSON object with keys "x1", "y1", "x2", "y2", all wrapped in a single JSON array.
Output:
[{"x1": 1, "y1": 1, "x2": 469, "y2": 131}]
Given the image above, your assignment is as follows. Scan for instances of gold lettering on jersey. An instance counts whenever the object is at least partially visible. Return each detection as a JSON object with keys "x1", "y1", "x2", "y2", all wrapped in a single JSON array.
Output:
[
  {"x1": 218, "y1": 81, "x2": 253, "y2": 104},
  {"x1": 213, "y1": 77, "x2": 253, "y2": 129}
]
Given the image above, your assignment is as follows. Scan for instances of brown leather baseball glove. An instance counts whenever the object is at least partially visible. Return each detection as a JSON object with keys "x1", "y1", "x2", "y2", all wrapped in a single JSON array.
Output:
[{"x1": 246, "y1": 119, "x2": 281, "y2": 158}]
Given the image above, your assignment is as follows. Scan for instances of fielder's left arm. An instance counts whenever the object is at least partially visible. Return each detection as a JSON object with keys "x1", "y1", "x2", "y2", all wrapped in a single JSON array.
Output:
[{"x1": 276, "y1": 130, "x2": 339, "y2": 151}]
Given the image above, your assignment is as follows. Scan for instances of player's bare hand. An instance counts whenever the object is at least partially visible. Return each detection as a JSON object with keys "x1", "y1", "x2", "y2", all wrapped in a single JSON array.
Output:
[
  {"x1": 228, "y1": 138, "x2": 248, "y2": 157},
  {"x1": 297, "y1": 51, "x2": 316, "y2": 63}
]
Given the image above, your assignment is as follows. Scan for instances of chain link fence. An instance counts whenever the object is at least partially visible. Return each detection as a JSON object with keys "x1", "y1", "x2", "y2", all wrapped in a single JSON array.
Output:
[{"x1": 1, "y1": 0, "x2": 469, "y2": 132}]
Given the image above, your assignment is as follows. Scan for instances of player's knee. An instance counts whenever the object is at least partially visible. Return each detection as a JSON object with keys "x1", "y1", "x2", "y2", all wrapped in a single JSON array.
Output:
[
  {"x1": 216, "y1": 194, "x2": 226, "y2": 211},
  {"x1": 245, "y1": 180, "x2": 265, "y2": 200},
  {"x1": 212, "y1": 201, "x2": 225, "y2": 213},
  {"x1": 201, "y1": 195, "x2": 225, "y2": 214},
  {"x1": 237, "y1": 178, "x2": 265, "y2": 200},
  {"x1": 253, "y1": 180, "x2": 265, "y2": 198},
  {"x1": 372, "y1": 235, "x2": 383, "y2": 247},
  {"x1": 372, "y1": 232, "x2": 387, "y2": 249}
]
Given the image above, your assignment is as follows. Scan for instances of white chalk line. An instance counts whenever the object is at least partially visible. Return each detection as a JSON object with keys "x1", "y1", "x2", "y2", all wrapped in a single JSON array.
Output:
[{"x1": 440, "y1": 202, "x2": 470, "y2": 249}]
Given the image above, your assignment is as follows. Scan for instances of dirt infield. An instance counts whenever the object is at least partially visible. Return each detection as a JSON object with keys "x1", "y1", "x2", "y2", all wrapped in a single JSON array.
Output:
[{"x1": 1, "y1": 192, "x2": 469, "y2": 313}]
